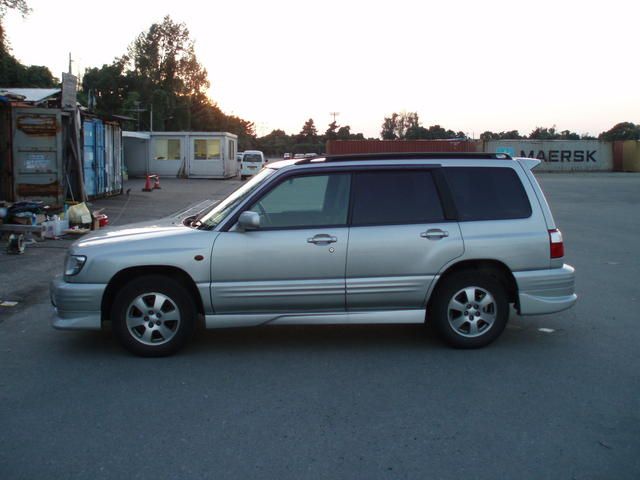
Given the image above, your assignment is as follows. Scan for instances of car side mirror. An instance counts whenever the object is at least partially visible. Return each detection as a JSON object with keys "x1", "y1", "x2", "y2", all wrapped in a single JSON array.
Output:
[{"x1": 238, "y1": 211, "x2": 260, "y2": 231}]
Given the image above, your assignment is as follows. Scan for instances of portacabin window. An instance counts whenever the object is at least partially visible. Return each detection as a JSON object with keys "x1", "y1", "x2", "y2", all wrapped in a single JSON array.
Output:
[
  {"x1": 193, "y1": 139, "x2": 221, "y2": 160},
  {"x1": 248, "y1": 173, "x2": 351, "y2": 229},
  {"x1": 351, "y1": 170, "x2": 445, "y2": 226},
  {"x1": 444, "y1": 167, "x2": 532, "y2": 221},
  {"x1": 154, "y1": 139, "x2": 181, "y2": 161}
]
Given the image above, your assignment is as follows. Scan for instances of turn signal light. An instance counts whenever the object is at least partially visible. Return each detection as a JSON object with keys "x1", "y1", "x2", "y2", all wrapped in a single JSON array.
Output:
[{"x1": 549, "y1": 229, "x2": 564, "y2": 258}]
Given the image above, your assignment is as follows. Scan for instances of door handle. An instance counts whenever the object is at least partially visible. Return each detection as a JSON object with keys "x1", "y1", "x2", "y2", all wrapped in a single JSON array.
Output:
[
  {"x1": 421, "y1": 229, "x2": 449, "y2": 240},
  {"x1": 307, "y1": 234, "x2": 338, "y2": 245}
]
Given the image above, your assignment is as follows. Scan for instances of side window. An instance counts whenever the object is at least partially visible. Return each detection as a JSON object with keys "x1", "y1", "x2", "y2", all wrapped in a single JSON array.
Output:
[
  {"x1": 445, "y1": 167, "x2": 532, "y2": 221},
  {"x1": 351, "y1": 170, "x2": 444, "y2": 226},
  {"x1": 249, "y1": 173, "x2": 350, "y2": 229}
]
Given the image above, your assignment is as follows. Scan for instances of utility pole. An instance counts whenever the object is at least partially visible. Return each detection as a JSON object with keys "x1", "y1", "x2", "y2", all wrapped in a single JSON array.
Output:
[
  {"x1": 68, "y1": 52, "x2": 73, "y2": 74},
  {"x1": 330, "y1": 112, "x2": 340, "y2": 123}
]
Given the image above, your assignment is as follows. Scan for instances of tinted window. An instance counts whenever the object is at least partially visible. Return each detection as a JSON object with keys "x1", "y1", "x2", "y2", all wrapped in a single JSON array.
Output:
[
  {"x1": 351, "y1": 171, "x2": 444, "y2": 226},
  {"x1": 445, "y1": 167, "x2": 532, "y2": 221},
  {"x1": 249, "y1": 173, "x2": 350, "y2": 228}
]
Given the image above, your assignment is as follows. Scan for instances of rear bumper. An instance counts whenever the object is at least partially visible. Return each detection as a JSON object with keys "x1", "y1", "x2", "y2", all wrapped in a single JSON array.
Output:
[
  {"x1": 514, "y1": 264, "x2": 577, "y2": 315},
  {"x1": 50, "y1": 275, "x2": 105, "y2": 330}
]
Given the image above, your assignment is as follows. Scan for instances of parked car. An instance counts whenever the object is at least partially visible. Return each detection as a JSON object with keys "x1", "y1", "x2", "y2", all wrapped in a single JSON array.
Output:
[
  {"x1": 236, "y1": 152, "x2": 244, "y2": 162},
  {"x1": 239, "y1": 150, "x2": 266, "y2": 179},
  {"x1": 51, "y1": 153, "x2": 576, "y2": 356},
  {"x1": 293, "y1": 153, "x2": 305, "y2": 159},
  {"x1": 304, "y1": 153, "x2": 319, "y2": 158},
  {"x1": 283, "y1": 153, "x2": 291, "y2": 160}
]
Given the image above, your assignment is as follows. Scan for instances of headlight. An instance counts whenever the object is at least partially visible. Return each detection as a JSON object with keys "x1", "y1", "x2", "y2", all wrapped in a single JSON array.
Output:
[{"x1": 65, "y1": 255, "x2": 87, "y2": 276}]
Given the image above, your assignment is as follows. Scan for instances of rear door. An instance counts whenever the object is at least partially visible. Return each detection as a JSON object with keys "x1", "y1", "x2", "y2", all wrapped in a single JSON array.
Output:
[{"x1": 346, "y1": 168, "x2": 463, "y2": 310}]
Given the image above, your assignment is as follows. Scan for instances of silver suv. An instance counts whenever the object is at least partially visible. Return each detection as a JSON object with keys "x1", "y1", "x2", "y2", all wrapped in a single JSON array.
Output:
[{"x1": 51, "y1": 153, "x2": 576, "y2": 356}]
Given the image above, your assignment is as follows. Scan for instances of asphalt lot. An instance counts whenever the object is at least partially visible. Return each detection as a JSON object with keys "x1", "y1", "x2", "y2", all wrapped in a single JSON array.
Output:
[{"x1": 1, "y1": 173, "x2": 639, "y2": 479}]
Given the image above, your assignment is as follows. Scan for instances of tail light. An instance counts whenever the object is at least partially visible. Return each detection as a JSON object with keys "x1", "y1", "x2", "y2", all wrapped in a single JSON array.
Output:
[{"x1": 549, "y1": 229, "x2": 564, "y2": 258}]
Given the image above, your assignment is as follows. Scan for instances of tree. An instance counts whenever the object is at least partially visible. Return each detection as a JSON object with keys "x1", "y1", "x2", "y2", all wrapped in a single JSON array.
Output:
[
  {"x1": 380, "y1": 114, "x2": 398, "y2": 139},
  {"x1": 0, "y1": 0, "x2": 57, "y2": 87},
  {"x1": 599, "y1": 122, "x2": 640, "y2": 141},
  {"x1": 298, "y1": 118, "x2": 318, "y2": 142},
  {"x1": 336, "y1": 125, "x2": 351, "y2": 140},
  {"x1": 325, "y1": 121, "x2": 338, "y2": 141},
  {"x1": 0, "y1": 0, "x2": 30, "y2": 52},
  {"x1": 480, "y1": 130, "x2": 523, "y2": 141}
]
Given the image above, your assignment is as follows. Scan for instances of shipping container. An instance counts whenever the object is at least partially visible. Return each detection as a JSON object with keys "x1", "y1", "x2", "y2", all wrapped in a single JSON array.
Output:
[
  {"x1": 81, "y1": 116, "x2": 123, "y2": 199},
  {"x1": 485, "y1": 140, "x2": 614, "y2": 172},
  {"x1": 9, "y1": 107, "x2": 65, "y2": 206},
  {"x1": 326, "y1": 139, "x2": 482, "y2": 155}
]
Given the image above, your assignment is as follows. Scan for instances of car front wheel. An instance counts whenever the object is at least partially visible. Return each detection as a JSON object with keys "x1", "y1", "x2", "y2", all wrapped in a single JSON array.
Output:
[{"x1": 111, "y1": 275, "x2": 196, "y2": 357}]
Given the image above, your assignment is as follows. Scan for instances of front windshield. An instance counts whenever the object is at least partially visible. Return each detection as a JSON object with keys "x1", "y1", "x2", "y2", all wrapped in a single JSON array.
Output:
[
  {"x1": 243, "y1": 153, "x2": 262, "y2": 163},
  {"x1": 197, "y1": 168, "x2": 275, "y2": 229}
]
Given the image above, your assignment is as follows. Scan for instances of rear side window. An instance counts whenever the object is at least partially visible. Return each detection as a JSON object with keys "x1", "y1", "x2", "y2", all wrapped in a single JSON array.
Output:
[
  {"x1": 445, "y1": 167, "x2": 532, "y2": 221},
  {"x1": 351, "y1": 170, "x2": 444, "y2": 226}
]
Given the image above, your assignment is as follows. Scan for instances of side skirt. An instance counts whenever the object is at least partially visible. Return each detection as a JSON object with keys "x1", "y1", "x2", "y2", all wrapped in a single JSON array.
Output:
[{"x1": 204, "y1": 309, "x2": 426, "y2": 329}]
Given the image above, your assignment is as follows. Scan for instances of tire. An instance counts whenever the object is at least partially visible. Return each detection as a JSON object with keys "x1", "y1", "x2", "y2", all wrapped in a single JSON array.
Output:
[
  {"x1": 430, "y1": 271, "x2": 509, "y2": 349},
  {"x1": 111, "y1": 275, "x2": 196, "y2": 357}
]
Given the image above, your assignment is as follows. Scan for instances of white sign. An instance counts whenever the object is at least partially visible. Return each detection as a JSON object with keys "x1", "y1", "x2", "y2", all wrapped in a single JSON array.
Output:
[{"x1": 61, "y1": 73, "x2": 77, "y2": 110}]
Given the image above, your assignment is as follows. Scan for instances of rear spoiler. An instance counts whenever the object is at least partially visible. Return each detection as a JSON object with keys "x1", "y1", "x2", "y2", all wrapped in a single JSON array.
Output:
[{"x1": 515, "y1": 157, "x2": 541, "y2": 170}]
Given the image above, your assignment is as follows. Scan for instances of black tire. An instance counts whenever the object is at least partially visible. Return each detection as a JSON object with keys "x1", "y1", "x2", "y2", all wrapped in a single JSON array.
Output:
[
  {"x1": 430, "y1": 271, "x2": 509, "y2": 349},
  {"x1": 111, "y1": 275, "x2": 196, "y2": 357}
]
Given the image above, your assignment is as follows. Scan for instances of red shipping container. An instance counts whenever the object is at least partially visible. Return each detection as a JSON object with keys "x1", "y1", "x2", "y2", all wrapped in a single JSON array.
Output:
[{"x1": 326, "y1": 140, "x2": 483, "y2": 155}]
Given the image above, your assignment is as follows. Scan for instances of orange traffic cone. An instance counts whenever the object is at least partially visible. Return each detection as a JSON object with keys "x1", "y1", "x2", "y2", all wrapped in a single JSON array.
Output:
[
  {"x1": 153, "y1": 175, "x2": 161, "y2": 190},
  {"x1": 142, "y1": 174, "x2": 153, "y2": 192}
]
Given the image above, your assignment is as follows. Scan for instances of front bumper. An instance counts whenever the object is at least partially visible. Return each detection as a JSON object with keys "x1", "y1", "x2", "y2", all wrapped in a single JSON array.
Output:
[
  {"x1": 50, "y1": 275, "x2": 105, "y2": 330},
  {"x1": 514, "y1": 264, "x2": 577, "y2": 315}
]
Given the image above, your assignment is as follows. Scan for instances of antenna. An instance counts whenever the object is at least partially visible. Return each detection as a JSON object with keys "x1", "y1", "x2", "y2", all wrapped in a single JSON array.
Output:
[{"x1": 329, "y1": 112, "x2": 340, "y2": 123}]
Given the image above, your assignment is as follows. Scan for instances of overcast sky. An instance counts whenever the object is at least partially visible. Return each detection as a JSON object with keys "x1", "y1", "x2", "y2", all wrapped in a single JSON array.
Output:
[{"x1": 4, "y1": 0, "x2": 639, "y2": 137}]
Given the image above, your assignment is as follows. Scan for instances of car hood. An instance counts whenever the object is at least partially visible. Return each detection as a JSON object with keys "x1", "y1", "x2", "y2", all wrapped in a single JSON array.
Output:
[{"x1": 71, "y1": 199, "x2": 218, "y2": 250}]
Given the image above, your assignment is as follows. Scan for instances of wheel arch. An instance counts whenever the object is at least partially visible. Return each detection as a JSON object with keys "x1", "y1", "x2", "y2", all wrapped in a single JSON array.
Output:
[
  {"x1": 429, "y1": 259, "x2": 519, "y2": 310},
  {"x1": 101, "y1": 266, "x2": 205, "y2": 325}
]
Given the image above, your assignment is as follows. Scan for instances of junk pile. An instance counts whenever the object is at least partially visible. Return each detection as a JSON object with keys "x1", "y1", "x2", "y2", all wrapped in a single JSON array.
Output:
[{"x1": 0, "y1": 200, "x2": 108, "y2": 255}]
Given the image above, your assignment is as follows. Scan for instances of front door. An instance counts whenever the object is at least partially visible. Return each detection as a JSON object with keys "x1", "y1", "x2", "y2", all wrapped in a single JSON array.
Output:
[
  {"x1": 346, "y1": 169, "x2": 464, "y2": 310},
  {"x1": 211, "y1": 172, "x2": 351, "y2": 313},
  {"x1": 189, "y1": 137, "x2": 223, "y2": 177}
]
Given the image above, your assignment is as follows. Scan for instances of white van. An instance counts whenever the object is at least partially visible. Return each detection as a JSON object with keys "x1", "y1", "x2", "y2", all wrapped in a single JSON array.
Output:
[{"x1": 240, "y1": 150, "x2": 266, "y2": 179}]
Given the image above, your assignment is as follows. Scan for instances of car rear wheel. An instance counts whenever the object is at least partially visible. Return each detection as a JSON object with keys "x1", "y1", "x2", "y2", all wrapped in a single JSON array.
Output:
[
  {"x1": 430, "y1": 271, "x2": 509, "y2": 348},
  {"x1": 111, "y1": 275, "x2": 196, "y2": 357}
]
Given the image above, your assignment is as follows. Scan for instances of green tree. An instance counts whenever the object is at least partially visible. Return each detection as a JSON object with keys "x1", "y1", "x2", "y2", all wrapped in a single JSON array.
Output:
[
  {"x1": 0, "y1": 0, "x2": 30, "y2": 52},
  {"x1": 529, "y1": 126, "x2": 558, "y2": 140},
  {"x1": 0, "y1": 0, "x2": 57, "y2": 87},
  {"x1": 325, "y1": 121, "x2": 338, "y2": 141},
  {"x1": 336, "y1": 125, "x2": 351, "y2": 140},
  {"x1": 380, "y1": 113, "x2": 398, "y2": 139},
  {"x1": 298, "y1": 118, "x2": 318, "y2": 143},
  {"x1": 380, "y1": 112, "x2": 424, "y2": 139},
  {"x1": 480, "y1": 130, "x2": 523, "y2": 141},
  {"x1": 599, "y1": 122, "x2": 640, "y2": 141}
]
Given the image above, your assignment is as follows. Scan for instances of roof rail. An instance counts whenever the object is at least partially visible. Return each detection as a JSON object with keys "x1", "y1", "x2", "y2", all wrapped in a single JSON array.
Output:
[{"x1": 295, "y1": 152, "x2": 512, "y2": 164}]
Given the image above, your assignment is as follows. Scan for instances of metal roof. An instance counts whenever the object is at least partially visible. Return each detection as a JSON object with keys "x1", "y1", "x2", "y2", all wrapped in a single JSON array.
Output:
[{"x1": 0, "y1": 88, "x2": 61, "y2": 102}]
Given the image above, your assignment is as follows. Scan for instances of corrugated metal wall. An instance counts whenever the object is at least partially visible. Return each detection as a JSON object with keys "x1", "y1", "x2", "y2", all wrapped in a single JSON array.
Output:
[
  {"x1": 12, "y1": 108, "x2": 64, "y2": 206},
  {"x1": 326, "y1": 140, "x2": 482, "y2": 155},
  {"x1": 82, "y1": 117, "x2": 123, "y2": 199},
  {"x1": 486, "y1": 140, "x2": 613, "y2": 172}
]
